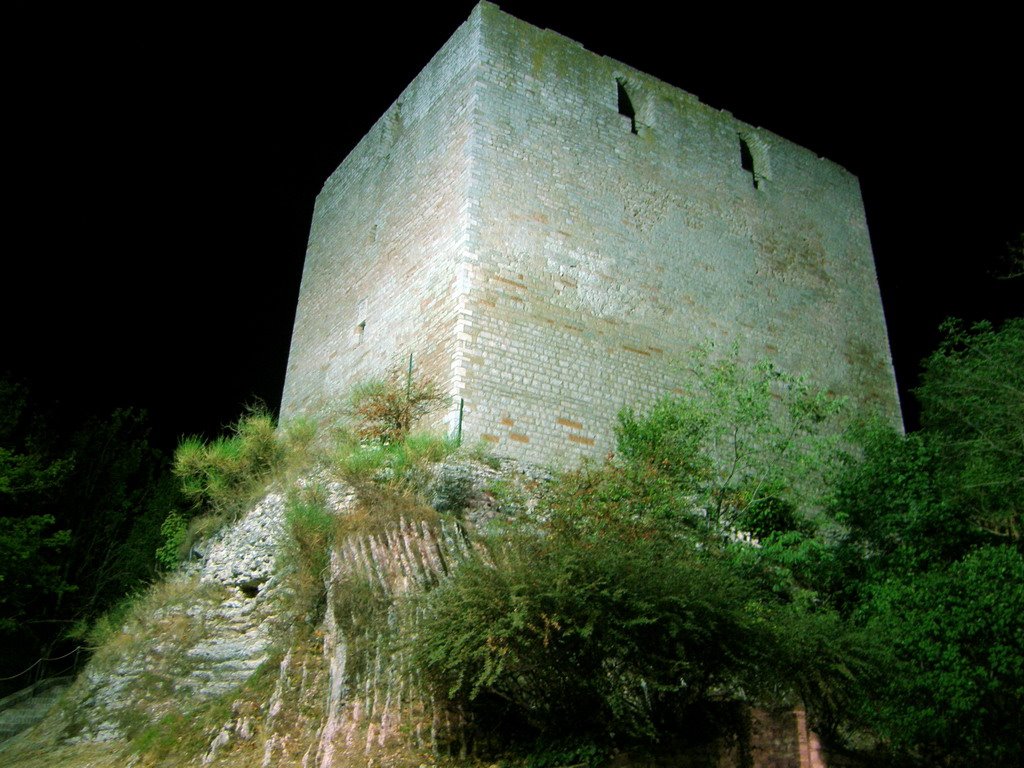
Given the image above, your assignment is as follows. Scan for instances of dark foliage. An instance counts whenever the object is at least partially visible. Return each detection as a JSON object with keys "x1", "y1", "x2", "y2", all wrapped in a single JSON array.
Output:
[{"x1": 0, "y1": 377, "x2": 179, "y2": 694}]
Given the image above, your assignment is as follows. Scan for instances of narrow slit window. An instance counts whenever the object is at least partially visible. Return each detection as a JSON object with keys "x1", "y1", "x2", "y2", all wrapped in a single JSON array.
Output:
[
  {"x1": 355, "y1": 298, "x2": 368, "y2": 344},
  {"x1": 617, "y1": 80, "x2": 637, "y2": 134},
  {"x1": 740, "y1": 137, "x2": 758, "y2": 188}
]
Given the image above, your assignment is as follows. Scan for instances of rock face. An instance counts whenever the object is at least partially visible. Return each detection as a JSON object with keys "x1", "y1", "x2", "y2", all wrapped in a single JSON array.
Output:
[
  {"x1": 195, "y1": 489, "x2": 292, "y2": 593},
  {"x1": 66, "y1": 490, "x2": 299, "y2": 744},
  {"x1": 4, "y1": 470, "x2": 482, "y2": 767}
]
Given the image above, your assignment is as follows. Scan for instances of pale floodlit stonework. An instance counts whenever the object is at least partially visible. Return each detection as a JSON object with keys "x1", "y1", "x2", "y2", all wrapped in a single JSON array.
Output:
[{"x1": 281, "y1": 1, "x2": 900, "y2": 465}]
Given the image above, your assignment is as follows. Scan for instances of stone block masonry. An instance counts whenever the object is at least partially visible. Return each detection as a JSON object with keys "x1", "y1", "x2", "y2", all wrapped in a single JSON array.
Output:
[{"x1": 282, "y1": 1, "x2": 901, "y2": 466}]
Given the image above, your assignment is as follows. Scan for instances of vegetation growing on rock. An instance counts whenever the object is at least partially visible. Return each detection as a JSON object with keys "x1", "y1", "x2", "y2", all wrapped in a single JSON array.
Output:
[{"x1": 2, "y1": 320, "x2": 1022, "y2": 768}]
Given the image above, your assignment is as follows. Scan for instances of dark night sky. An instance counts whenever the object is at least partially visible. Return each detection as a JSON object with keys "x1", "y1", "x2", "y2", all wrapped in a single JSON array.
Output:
[{"x1": 4, "y1": 2, "x2": 1021, "y2": 451}]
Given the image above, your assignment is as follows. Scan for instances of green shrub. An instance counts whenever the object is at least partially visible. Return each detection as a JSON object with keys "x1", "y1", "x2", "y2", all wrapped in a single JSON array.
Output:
[
  {"x1": 155, "y1": 511, "x2": 188, "y2": 569},
  {"x1": 388, "y1": 432, "x2": 455, "y2": 491},
  {"x1": 415, "y1": 477, "x2": 873, "y2": 750},
  {"x1": 350, "y1": 370, "x2": 446, "y2": 444},
  {"x1": 398, "y1": 431, "x2": 454, "y2": 464},
  {"x1": 173, "y1": 405, "x2": 284, "y2": 515},
  {"x1": 172, "y1": 436, "x2": 211, "y2": 503},
  {"x1": 281, "y1": 414, "x2": 320, "y2": 470},
  {"x1": 334, "y1": 441, "x2": 391, "y2": 485},
  {"x1": 412, "y1": 352, "x2": 863, "y2": 753},
  {"x1": 233, "y1": 406, "x2": 282, "y2": 473},
  {"x1": 414, "y1": 518, "x2": 761, "y2": 744}
]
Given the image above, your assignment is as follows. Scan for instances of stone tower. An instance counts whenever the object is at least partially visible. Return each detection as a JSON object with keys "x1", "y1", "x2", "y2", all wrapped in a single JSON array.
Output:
[{"x1": 281, "y1": 2, "x2": 900, "y2": 464}]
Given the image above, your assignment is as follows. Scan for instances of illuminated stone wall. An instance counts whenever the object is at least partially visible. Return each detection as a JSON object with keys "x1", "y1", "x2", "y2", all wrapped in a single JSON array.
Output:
[
  {"x1": 282, "y1": 2, "x2": 900, "y2": 465},
  {"x1": 280, "y1": 9, "x2": 479, "y2": 420}
]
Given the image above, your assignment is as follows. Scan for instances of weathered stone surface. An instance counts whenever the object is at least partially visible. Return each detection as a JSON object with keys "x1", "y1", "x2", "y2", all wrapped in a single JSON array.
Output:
[
  {"x1": 194, "y1": 491, "x2": 288, "y2": 591},
  {"x1": 281, "y1": 1, "x2": 901, "y2": 467},
  {"x1": 61, "y1": 485, "x2": 331, "y2": 744}
]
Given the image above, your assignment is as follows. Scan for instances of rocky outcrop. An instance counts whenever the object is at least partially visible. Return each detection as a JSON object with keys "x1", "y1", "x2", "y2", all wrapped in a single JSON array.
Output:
[
  {"x1": 0, "y1": 465, "x2": 485, "y2": 766},
  {"x1": 65, "y1": 489, "x2": 300, "y2": 744},
  {"x1": 0, "y1": 460, "x2": 841, "y2": 768}
]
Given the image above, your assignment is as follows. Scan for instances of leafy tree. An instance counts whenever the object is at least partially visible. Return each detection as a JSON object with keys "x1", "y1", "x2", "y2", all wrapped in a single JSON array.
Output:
[
  {"x1": 0, "y1": 379, "x2": 74, "y2": 642},
  {"x1": 915, "y1": 317, "x2": 1023, "y2": 543},
  {"x1": 857, "y1": 546, "x2": 1024, "y2": 765},
  {"x1": 615, "y1": 347, "x2": 844, "y2": 536},
  {"x1": 816, "y1": 317, "x2": 1024, "y2": 764},
  {"x1": 413, "y1": 352, "x2": 868, "y2": 752},
  {"x1": 0, "y1": 377, "x2": 176, "y2": 690},
  {"x1": 0, "y1": 515, "x2": 71, "y2": 635},
  {"x1": 825, "y1": 423, "x2": 980, "y2": 603},
  {"x1": 57, "y1": 409, "x2": 173, "y2": 617}
]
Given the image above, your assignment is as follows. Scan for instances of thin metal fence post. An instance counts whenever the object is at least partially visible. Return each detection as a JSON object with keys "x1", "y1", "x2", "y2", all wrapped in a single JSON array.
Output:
[{"x1": 406, "y1": 352, "x2": 414, "y2": 401}]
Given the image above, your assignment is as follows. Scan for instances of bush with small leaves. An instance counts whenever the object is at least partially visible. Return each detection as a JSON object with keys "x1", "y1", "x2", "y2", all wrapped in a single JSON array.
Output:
[
  {"x1": 350, "y1": 370, "x2": 446, "y2": 445},
  {"x1": 155, "y1": 511, "x2": 188, "y2": 570}
]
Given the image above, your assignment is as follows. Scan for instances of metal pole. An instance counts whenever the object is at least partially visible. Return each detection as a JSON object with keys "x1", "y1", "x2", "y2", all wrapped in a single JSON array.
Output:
[{"x1": 406, "y1": 352, "x2": 414, "y2": 401}]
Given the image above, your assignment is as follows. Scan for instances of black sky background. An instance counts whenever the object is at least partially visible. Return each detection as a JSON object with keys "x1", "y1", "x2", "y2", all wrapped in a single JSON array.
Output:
[{"x1": 4, "y1": 2, "x2": 1021, "y2": 452}]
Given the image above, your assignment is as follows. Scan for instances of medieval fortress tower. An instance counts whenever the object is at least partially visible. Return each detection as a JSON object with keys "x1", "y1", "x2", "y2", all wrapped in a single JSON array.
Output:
[{"x1": 282, "y1": 2, "x2": 900, "y2": 464}]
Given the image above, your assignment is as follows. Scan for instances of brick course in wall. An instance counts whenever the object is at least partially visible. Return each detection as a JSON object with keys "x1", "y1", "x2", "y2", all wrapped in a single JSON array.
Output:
[{"x1": 281, "y1": 2, "x2": 901, "y2": 465}]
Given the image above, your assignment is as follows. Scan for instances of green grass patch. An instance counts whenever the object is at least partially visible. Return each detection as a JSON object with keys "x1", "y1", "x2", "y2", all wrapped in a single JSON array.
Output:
[
  {"x1": 334, "y1": 431, "x2": 457, "y2": 494},
  {"x1": 281, "y1": 485, "x2": 337, "y2": 624}
]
